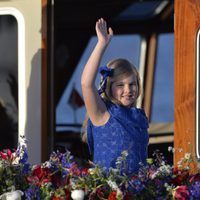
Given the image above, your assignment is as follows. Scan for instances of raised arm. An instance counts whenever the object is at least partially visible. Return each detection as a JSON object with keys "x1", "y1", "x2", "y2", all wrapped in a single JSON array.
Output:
[{"x1": 81, "y1": 18, "x2": 113, "y2": 125}]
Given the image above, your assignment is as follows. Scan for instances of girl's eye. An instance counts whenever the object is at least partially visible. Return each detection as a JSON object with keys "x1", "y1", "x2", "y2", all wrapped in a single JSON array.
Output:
[{"x1": 130, "y1": 82, "x2": 137, "y2": 86}]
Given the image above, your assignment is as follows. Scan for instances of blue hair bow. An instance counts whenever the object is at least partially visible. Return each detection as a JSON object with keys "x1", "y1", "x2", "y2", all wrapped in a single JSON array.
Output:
[{"x1": 98, "y1": 66, "x2": 113, "y2": 95}]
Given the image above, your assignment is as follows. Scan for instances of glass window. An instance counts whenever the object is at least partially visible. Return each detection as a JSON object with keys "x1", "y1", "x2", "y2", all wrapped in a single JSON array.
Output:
[
  {"x1": 116, "y1": 1, "x2": 166, "y2": 20},
  {"x1": 0, "y1": 15, "x2": 18, "y2": 149},
  {"x1": 150, "y1": 33, "x2": 174, "y2": 123},
  {"x1": 56, "y1": 35, "x2": 141, "y2": 132}
]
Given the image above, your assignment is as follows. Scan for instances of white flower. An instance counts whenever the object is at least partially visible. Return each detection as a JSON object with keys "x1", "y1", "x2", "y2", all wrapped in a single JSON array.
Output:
[
  {"x1": 11, "y1": 153, "x2": 20, "y2": 165},
  {"x1": 107, "y1": 180, "x2": 118, "y2": 190},
  {"x1": 185, "y1": 166, "x2": 190, "y2": 170},
  {"x1": 164, "y1": 183, "x2": 169, "y2": 187},
  {"x1": 121, "y1": 150, "x2": 128, "y2": 157},
  {"x1": 109, "y1": 168, "x2": 119, "y2": 174},
  {"x1": 69, "y1": 178, "x2": 76, "y2": 189},
  {"x1": 161, "y1": 161, "x2": 166, "y2": 166},
  {"x1": 88, "y1": 168, "x2": 95, "y2": 174},
  {"x1": 160, "y1": 165, "x2": 172, "y2": 174},
  {"x1": 116, "y1": 188, "x2": 123, "y2": 197},
  {"x1": 107, "y1": 181, "x2": 122, "y2": 198},
  {"x1": 178, "y1": 164, "x2": 182, "y2": 168},
  {"x1": 151, "y1": 164, "x2": 172, "y2": 179},
  {"x1": 164, "y1": 183, "x2": 174, "y2": 192},
  {"x1": 0, "y1": 190, "x2": 23, "y2": 200},
  {"x1": 168, "y1": 146, "x2": 176, "y2": 153},
  {"x1": 177, "y1": 158, "x2": 184, "y2": 166},
  {"x1": 43, "y1": 161, "x2": 52, "y2": 168},
  {"x1": 184, "y1": 153, "x2": 191, "y2": 160},
  {"x1": 71, "y1": 189, "x2": 85, "y2": 200}
]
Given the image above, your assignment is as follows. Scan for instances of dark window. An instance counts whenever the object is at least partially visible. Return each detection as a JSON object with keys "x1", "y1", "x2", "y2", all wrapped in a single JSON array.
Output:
[{"x1": 0, "y1": 15, "x2": 18, "y2": 149}]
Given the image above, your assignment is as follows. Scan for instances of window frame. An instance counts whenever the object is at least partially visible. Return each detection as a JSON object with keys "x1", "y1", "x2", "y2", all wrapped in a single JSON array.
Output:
[{"x1": 0, "y1": 7, "x2": 26, "y2": 140}]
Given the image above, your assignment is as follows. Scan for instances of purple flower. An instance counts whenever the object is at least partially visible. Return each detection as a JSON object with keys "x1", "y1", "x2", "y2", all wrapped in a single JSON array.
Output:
[
  {"x1": 22, "y1": 163, "x2": 31, "y2": 174},
  {"x1": 15, "y1": 143, "x2": 28, "y2": 164},
  {"x1": 129, "y1": 179, "x2": 145, "y2": 194},
  {"x1": 24, "y1": 185, "x2": 41, "y2": 200},
  {"x1": 189, "y1": 181, "x2": 200, "y2": 199}
]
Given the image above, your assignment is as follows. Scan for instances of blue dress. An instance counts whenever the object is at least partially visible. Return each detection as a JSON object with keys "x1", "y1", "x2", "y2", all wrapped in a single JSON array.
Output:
[{"x1": 87, "y1": 101, "x2": 149, "y2": 174}]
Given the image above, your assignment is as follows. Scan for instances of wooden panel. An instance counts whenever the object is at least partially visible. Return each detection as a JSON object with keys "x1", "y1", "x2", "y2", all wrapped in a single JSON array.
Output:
[
  {"x1": 174, "y1": 0, "x2": 200, "y2": 169},
  {"x1": 144, "y1": 33, "x2": 157, "y2": 118}
]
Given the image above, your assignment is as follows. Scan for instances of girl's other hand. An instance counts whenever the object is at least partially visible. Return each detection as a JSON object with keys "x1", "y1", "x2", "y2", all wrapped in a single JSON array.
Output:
[{"x1": 95, "y1": 18, "x2": 113, "y2": 46}]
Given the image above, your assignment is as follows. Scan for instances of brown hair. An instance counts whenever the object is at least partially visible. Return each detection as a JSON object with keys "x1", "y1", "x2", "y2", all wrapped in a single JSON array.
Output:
[{"x1": 101, "y1": 58, "x2": 141, "y2": 106}]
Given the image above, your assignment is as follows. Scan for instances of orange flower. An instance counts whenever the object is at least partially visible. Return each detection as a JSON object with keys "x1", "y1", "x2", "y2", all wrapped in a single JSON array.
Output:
[{"x1": 108, "y1": 191, "x2": 117, "y2": 200}]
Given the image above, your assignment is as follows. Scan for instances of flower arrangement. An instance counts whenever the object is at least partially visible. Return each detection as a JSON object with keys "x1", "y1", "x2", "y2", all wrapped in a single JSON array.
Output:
[{"x1": 0, "y1": 137, "x2": 199, "y2": 200}]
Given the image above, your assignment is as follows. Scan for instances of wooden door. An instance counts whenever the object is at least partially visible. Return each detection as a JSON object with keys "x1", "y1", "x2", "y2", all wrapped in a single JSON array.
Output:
[{"x1": 174, "y1": 0, "x2": 200, "y2": 169}]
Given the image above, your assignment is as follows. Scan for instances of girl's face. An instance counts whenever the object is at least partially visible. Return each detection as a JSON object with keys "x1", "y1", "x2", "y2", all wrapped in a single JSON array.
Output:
[{"x1": 111, "y1": 75, "x2": 138, "y2": 107}]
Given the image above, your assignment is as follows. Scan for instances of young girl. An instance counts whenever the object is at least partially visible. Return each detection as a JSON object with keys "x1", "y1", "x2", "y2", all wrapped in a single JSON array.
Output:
[{"x1": 81, "y1": 18, "x2": 149, "y2": 174}]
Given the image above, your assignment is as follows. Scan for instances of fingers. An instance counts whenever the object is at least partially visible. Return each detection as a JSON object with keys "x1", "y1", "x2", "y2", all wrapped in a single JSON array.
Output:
[
  {"x1": 95, "y1": 18, "x2": 113, "y2": 43},
  {"x1": 108, "y1": 27, "x2": 113, "y2": 36},
  {"x1": 96, "y1": 18, "x2": 107, "y2": 30}
]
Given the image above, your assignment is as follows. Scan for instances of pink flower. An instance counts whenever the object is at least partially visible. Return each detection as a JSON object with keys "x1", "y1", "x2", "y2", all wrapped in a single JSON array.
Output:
[
  {"x1": 0, "y1": 149, "x2": 16, "y2": 161},
  {"x1": 26, "y1": 175, "x2": 39, "y2": 184},
  {"x1": 6, "y1": 149, "x2": 13, "y2": 158},
  {"x1": 148, "y1": 168, "x2": 157, "y2": 179},
  {"x1": 189, "y1": 173, "x2": 200, "y2": 183},
  {"x1": 26, "y1": 165, "x2": 51, "y2": 186},
  {"x1": 0, "y1": 151, "x2": 8, "y2": 160},
  {"x1": 69, "y1": 163, "x2": 81, "y2": 176},
  {"x1": 171, "y1": 168, "x2": 189, "y2": 185},
  {"x1": 32, "y1": 165, "x2": 49, "y2": 180},
  {"x1": 173, "y1": 186, "x2": 190, "y2": 200},
  {"x1": 81, "y1": 168, "x2": 89, "y2": 175}
]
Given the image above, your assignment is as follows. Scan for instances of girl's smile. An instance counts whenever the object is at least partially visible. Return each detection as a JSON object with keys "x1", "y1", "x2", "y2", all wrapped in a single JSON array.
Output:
[{"x1": 111, "y1": 75, "x2": 138, "y2": 107}]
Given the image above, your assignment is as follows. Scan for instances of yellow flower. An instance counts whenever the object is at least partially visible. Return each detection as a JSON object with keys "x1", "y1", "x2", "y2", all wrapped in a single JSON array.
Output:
[{"x1": 146, "y1": 158, "x2": 153, "y2": 165}]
